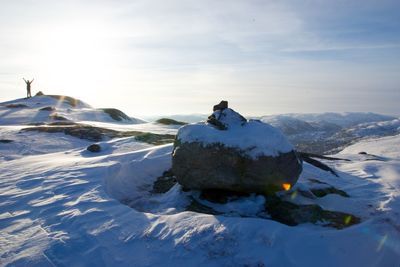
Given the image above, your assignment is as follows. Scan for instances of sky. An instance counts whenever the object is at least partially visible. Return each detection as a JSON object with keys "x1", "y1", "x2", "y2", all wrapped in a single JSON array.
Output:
[{"x1": 0, "y1": 0, "x2": 399, "y2": 117}]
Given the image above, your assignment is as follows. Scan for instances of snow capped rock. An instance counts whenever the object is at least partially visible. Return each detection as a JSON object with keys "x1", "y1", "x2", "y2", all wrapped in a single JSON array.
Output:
[
  {"x1": 178, "y1": 108, "x2": 294, "y2": 158},
  {"x1": 173, "y1": 104, "x2": 302, "y2": 194}
]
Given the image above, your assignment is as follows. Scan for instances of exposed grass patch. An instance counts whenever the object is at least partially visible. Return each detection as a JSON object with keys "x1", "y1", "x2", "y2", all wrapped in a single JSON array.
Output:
[
  {"x1": 156, "y1": 118, "x2": 187, "y2": 125},
  {"x1": 49, "y1": 114, "x2": 69, "y2": 121},
  {"x1": 39, "y1": 106, "x2": 55, "y2": 111},
  {"x1": 310, "y1": 187, "x2": 350, "y2": 198},
  {"x1": 21, "y1": 123, "x2": 175, "y2": 144},
  {"x1": 5, "y1": 104, "x2": 28, "y2": 108},
  {"x1": 264, "y1": 196, "x2": 359, "y2": 229},
  {"x1": 134, "y1": 132, "x2": 175, "y2": 145},
  {"x1": 100, "y1": 108, "x2": 132, "y2": 121}
]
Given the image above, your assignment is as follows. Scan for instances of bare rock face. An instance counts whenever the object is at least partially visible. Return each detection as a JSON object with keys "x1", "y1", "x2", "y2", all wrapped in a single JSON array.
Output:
[
  {"x1": 87, "y1": 143, "x2": 101, "y2": 153},
  {"x1": 172, "y1": 101, "x2": 303, "y2": 194},
  {"x1": 213, "y1": 100, "x2": 228, "y2": 111}
]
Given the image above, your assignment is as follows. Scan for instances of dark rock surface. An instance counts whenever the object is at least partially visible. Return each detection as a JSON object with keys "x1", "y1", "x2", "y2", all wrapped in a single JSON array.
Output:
[
  {"x1": 213, "y1": 100, "x2": 228, "y2": 111},
  {"x1": 50, "y1": 114, "x2": 69, "y2": 121},
  {"x1": 264, "y1": 196, "x2": 360, "y2": 229},
  {"x1": 21, "y1": 123, "x2": 175, "y2": 144},
  {"x1": 181, "y1": 186, "x2": 358, "y2": 229},
  {"x1": 5, "y1": 104, "x2": 28, "y2": 108},
  {"x1": 173, "y1": 142, "x2": 302, "y2": 194},
  {"x1": 39, "y1": 106, "x2": 55, "y2": 111},
  {"x1": 150, "y1": 168, "x2": 358, "y2": 229},
  {"x1": 87, "y1": 144, "x2": 101, "y2": 153},
  {"x1": 172, "y1": 103, "x2": 302, "y2": 194},
  {"x1": 152, "y1": 169, "x2": 177, "y2": 193},
  {"x1": 156, "y1": 118, "x2": 187, "y2": 125},
  {"x1": 100, "y1": 108, "x2": 132, "y2": 121},
  {"x1": 0, "y1": 139, "x2": 13, "y2": 143},
  {"x1": 310, "y1": 187, "x2": 349, "y2": 198}
]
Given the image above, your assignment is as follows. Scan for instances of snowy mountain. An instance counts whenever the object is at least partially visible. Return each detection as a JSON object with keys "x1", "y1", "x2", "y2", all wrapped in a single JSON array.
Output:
[
  {"x1": 1, "y1": 97, "x2": 399, "y2": 266},
  {"x1": 0, "y1": 94, "x2": 145, "y2": 125},
  {"x1": 284, "y1": 112, "x2": 396, "y2": 127},
  {"x1": 345, "y1": 118, "x2": 400, "y2": 138},
  {"x1": 260, "y1": 112, "x2": 399, "y2": 154}
]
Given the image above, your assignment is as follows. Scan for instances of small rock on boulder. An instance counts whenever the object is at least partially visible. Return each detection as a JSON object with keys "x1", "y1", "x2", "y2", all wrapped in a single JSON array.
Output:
[
  {"x1": 87, "y1": 144, "x2": 101, "y2": 153},
  {"x1": 172, "y1": 102, "x2": 303, "y2": 194},
  {"x1": 213, "y1": 100, "x2": 228, "y2": 111}
]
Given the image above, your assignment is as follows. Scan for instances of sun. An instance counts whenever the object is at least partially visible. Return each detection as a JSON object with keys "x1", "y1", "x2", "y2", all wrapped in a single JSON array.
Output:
[{"x1": 35, "y1": 21, "x2": 117, "y2": 100}]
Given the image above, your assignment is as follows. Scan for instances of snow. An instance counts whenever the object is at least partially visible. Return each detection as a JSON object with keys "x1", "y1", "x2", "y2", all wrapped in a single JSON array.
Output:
[
  {"x1": 340, "y1": 134, "x2": 400, "y2": 158},
  {"x1": 177, "y1": 108, "x2": 294, "y2": 158},
  {"x1": 80, "y1": 121, "x2": 180, "y2": 135},
  {"x1": 1, "y1": 99, "x2": 400, "y2": 266},
  {"x1": 0, "y1": 95, "x2": 143, "y2": 125},
  {"x1": 345, "y1": 119, "x2": 400, "y2": 138},
  {"x1": 282, "y1": 112, "x2": 396, "y2": 127}
]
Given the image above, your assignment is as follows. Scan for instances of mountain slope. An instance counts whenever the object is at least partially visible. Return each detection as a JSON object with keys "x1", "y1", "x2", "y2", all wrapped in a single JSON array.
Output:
[
  {"x1": 260, "y1": 112, "x2": 399, "y2": 154},
  {"x1": 0, "y1": 131, "x2": 399, "y2": 266},
  {"x1": 0, "y1": 95, "x2": 144, "y2": 125}
]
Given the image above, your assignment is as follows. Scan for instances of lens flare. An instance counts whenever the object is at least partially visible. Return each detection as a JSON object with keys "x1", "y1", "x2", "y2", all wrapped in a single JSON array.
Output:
[
  {"x1": 377, "y1": 234, "x2": 388, "y2": 252},
  {"x1": 282, "y1": 183, "x2": 291, "y2": 191},
  {"x1": 344, "y1": 215, "x2": 352, "y2": 225}
]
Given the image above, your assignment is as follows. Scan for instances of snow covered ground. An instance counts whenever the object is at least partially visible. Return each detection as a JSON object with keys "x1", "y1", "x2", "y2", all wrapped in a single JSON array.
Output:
[
  {"x1": 1, "y1": 97, "x2": 399, "y2": 266},
  {"x1": 0, "y1": 95, "x2": 144, "y2": 125}
]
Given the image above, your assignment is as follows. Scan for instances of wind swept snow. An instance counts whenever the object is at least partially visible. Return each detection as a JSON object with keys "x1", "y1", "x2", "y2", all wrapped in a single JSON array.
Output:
[
  {"x1": 1, "y1": 134, "x2": 399, "y2": 266},
  {"x1": 1, "y1": 97, "x2": 399, "y2": 266}
]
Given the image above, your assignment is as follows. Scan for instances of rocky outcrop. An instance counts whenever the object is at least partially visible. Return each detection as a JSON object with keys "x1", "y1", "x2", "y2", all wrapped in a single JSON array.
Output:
[
  {"x1": 156, "y1": 118, "x2": 187, "y2": 125},
  {"x1": 213, "y1": 100, "x2": 228, "y2": 111},
  {"x1": 173, "y1": 142, "x2": 302, "y2": 194},
  {"x1": 172, "y1": 101, "x2": 303, "y2": 194},
  {"x1": 100, "y1": 108, "x2": 132, "y2": 122},
  {"x1": 21, "y1": 123, "x2": 175, "y2": 144},
  {"x1": 87, "y1": 144, "x2": 101, "y2": 153}
]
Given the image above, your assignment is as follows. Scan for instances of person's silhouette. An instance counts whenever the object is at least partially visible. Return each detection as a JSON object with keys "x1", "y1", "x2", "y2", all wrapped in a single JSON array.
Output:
[{"x1": 23, "y1": 78, "x2": 34, "y2": 98}]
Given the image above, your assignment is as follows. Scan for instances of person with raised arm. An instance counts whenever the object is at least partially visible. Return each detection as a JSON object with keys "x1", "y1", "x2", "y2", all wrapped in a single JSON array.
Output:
[{"x1": 23, "y1": 78, "x2": 34, "y2": 98}]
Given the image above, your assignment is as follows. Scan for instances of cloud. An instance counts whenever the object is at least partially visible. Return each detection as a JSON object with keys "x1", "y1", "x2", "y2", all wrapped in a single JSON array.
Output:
[{"x1": 0, "y1": 0, "x2": 399, "y2": 115}]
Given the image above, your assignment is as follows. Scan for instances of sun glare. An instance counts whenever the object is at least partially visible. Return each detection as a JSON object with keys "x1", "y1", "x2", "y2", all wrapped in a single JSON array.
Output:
[
  {"x1": 35, "y1": 21, "x2": 117, "y2": 99},
  {"x1": 282, "y1": 183, "x2": 291, "y2": 191}
]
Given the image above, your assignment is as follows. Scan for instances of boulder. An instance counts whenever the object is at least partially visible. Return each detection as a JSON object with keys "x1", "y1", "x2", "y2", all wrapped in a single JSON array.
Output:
[
  {"x1": 87, "y1": 144, "x2": 101, "y2": 153},
  {"x1": 172, "y1": 102, "x2": 303, "y2": 194}
]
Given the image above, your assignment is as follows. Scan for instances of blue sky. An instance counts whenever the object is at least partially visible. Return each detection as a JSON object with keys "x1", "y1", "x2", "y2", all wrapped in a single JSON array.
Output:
[{"x1": 0, "y1": 0, "x2": 399, "y2": 116}]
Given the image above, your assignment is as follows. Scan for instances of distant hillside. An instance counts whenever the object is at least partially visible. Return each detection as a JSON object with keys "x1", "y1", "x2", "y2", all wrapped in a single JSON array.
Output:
[
  {"x1": 260, "y1": 112, "x2": 399, "y2": 154},
  {"x1": 156, "y1": 118, "x2": 187, "y2": 125},
  {"x1": 144, "y1": 114, "x2": 207, "y2": 123}
]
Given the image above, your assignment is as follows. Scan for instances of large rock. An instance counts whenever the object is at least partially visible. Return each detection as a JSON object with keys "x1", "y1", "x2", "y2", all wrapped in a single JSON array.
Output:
[{"x1": 172, "y1": 102, "x2": 302, "y2": 194}]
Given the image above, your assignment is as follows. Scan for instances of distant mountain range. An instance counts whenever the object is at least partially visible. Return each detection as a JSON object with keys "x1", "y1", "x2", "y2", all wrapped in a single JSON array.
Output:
[
  {"x1": 259, "y1": 113, "x2": 399, "y2": 154},
  {"x1": 150, "y1": 112, "x2": 400, "y2": 154},
  {"x1": 2, "y1": 95, "x2": 399, "y2": 155}
]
